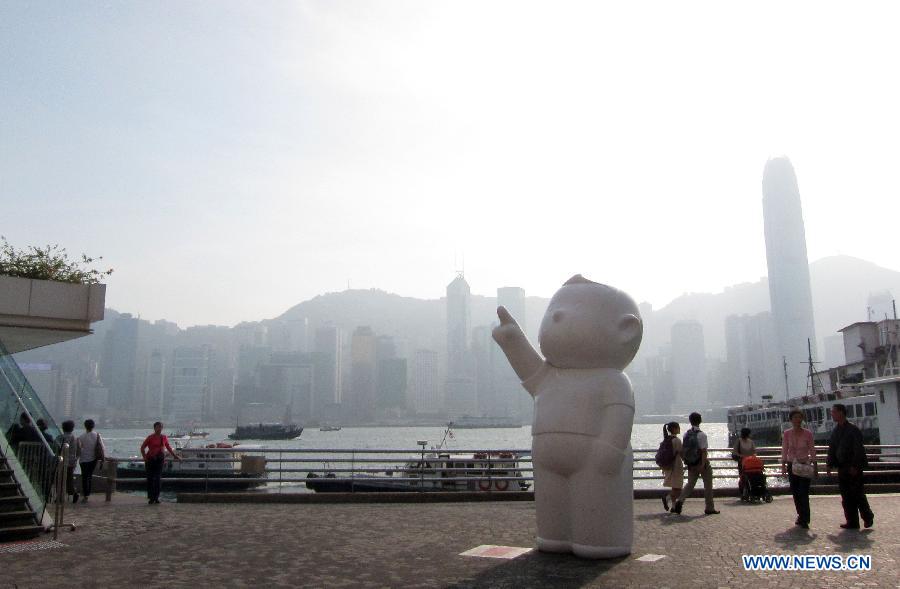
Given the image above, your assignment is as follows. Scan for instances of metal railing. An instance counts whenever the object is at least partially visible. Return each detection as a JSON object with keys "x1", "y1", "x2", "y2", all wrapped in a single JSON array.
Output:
[
  {"x1": 50, "y1": 443, "x2": 75, "y2": 539},
  {"x1": 107, "y1": 444, "x2": 900, "y2": 493}
]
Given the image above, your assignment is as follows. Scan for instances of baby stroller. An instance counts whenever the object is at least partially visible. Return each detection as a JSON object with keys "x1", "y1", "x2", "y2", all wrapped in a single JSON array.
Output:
[{"x1": 740, "y1": 455, "x2": 773, "y2": 503}]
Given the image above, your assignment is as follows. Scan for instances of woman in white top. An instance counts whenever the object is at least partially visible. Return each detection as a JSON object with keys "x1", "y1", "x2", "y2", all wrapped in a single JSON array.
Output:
[
  {"x1": 661, "y1": 422, "x2": 683, "y2": 512},
  {"x1": 76, "y1": 419, "x2": 105, "y2": 503}
]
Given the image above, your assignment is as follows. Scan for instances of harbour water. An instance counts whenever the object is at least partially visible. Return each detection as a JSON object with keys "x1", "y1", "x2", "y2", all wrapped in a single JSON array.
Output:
[
  {"x1": 98, "y1": 423, "x2": 740, "y2": 494},
  {"x1": 99, "y1": 422, "x2": 731, "y2": 457}
]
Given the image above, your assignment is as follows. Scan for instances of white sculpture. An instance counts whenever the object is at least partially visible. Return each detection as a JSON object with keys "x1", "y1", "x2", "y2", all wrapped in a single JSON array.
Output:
[{"x1": 493, "y1": 275, "x2": 642, "y2": 559}]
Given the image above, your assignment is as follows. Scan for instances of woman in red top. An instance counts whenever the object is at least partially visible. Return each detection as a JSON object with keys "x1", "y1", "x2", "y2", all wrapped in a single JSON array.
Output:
[
  {"x1": 781, "y1": 409, "x2": 817, "y2": 528},
  {"x1": 140, "y1": 422, "x2": 180, "y2": 504}
]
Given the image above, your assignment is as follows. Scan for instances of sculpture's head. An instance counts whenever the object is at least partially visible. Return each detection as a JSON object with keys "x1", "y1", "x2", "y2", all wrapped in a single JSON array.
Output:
[{"x1": 538, "y1": 275, "x2": 643, "y2": 369}]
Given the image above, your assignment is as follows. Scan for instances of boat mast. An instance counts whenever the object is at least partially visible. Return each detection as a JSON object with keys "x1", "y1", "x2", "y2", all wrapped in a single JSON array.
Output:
[
  {"x1": 782, "y1": 356, "x2": 790, "y2": 402},
  {"x1": 803, "y1": 338, "x2": 824, "y2": 395},
  {"x1": 746, "y1": 372, "x2": 752, "y2": 404}
]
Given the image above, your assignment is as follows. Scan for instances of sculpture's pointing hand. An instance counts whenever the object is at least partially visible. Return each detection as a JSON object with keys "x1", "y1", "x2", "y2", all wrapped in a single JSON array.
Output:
[{"x1": 493, "y1": 306, "x2": 521, "y2": 347}]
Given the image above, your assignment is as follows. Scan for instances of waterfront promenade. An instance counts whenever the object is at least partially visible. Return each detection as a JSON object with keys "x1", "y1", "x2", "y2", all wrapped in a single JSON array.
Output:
[{"x1": 2, "y1": 494, "x2": 897, "y2": 588}]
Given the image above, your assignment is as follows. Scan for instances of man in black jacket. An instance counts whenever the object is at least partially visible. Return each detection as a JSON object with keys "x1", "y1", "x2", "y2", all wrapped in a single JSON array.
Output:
[{"x1": 826, "y1": 404, "x2": 874, "y2": 529}]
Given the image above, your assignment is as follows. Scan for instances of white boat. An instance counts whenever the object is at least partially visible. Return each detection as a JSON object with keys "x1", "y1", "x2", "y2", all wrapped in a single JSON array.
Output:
[
  {"x1": 169, "y1": 430, "x2": 210, "y2": 441},
  {"x1": 306, "y1": 424, "x2": 531, "y2": 493},
  {"x1": 116, "y1": 442, "x2": 267, "y2": 491}
]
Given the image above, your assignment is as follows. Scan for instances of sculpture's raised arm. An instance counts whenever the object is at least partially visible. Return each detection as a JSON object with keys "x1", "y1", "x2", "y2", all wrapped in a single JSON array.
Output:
[{"x1": 491, "y1": 306, "x2": 543, "y2": 383}]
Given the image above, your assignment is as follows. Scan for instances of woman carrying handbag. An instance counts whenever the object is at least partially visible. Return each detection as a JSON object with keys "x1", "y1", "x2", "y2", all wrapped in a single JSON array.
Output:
[{"x1": 781, "y1": 409, "x2": 817, "y2": 528}]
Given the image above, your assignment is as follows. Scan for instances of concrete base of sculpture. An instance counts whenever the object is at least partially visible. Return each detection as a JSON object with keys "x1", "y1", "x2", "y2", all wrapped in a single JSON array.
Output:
[{"x1": 493, "y1": 275, "x2": 642, "y2": 559}]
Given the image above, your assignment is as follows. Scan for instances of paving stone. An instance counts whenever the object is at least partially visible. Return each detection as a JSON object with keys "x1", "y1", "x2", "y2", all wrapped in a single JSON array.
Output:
[{"x1": 0, "y1": 493, "x2": 897, "y2": 587}]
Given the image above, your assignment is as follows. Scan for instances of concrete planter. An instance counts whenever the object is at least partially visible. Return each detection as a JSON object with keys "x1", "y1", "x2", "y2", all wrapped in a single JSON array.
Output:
[{"x1": 0, "y1": 275, "x2": 106, "y2": 353}]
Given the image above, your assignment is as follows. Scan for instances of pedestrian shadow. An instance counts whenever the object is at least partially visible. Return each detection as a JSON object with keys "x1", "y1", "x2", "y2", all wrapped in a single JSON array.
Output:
[
  {"x1": 657, "y1": 513, "x2": 704, "y2": 525},
  {"x1": 445, "y1": 550, "x2": 625, "y2": 589},
  {"x1": 773, "y1": 527, "x2": 818, "y2": 546},
  {"x1": 826, "y1": 529, "x2": 874, "y2": 553},
  {"x1": 634, "y1": 512, "x2": 669, "y2": 521}
]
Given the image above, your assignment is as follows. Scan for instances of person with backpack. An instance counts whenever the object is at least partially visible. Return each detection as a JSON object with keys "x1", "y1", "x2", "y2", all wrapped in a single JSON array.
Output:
[
  {"x1": 656, "y1": 421, "x2": 683, "y2": 512},
  {"x1": 670, "y1": 412, "x2": 719, "y2": 515}
]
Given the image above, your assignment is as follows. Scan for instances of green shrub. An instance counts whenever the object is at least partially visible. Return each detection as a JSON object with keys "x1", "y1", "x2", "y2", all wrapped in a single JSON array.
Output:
[{"x1": 0, "y1": 237, "x2": 113, "y2": 284}]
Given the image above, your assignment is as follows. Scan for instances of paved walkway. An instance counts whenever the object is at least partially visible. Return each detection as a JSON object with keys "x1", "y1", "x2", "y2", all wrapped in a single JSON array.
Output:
[{"x1": 2, "y1": 493, "x2": 898, "y2": 588}]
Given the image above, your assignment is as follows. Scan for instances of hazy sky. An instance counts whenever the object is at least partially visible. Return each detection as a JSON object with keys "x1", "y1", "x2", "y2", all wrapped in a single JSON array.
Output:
[{"x1": 3, "y1": 2, "x2": 899, "y2": 327}]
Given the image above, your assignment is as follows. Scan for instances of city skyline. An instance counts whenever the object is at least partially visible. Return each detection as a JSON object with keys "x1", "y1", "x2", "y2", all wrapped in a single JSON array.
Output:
[{"x1": 4, "y1": 3, "x2": 900, "y2": 327}]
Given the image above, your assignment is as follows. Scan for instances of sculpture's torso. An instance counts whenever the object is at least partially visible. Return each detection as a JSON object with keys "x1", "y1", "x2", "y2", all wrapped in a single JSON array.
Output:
[{"x1": 524, "y1": 364, "x2": 634, "y2": 436}]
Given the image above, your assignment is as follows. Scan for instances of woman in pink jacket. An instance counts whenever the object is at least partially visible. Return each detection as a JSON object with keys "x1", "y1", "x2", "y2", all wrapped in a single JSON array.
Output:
[{"x1": 781, "y1": 409, "x2": 817, "y2": 528}]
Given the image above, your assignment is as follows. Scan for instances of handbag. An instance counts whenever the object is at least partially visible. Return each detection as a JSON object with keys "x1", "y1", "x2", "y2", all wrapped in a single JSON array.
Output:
[
  {"x1": 791, "y1": 461, "x2": 814, "y2": 479},
  {"x1": 93, "y1": 433, "x2": 105, "y2": 462}
]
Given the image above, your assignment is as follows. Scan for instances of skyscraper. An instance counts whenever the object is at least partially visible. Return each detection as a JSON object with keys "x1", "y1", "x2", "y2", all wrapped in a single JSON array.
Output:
[
  {"x1": 350, "y1": 326, "x2": 377, "y2": 422},
  {"x1": 313, "y1": 324, "x2": 343, "y2": 412},
  {"x1": 101, "y1": 313, "x2": 139, "y2": 411},
  {"x1": 170, "y1": 345, "x2": 211, "y2": 423},
  {"x1": 762, "y1": 157, "x2": 817, "y2": 397},
  {"x1": 669, "y1": 320, "x2": 707, "y2": 412},
  {"x1": 446, "y1": 274, "x2": 476, "y2": 416}
]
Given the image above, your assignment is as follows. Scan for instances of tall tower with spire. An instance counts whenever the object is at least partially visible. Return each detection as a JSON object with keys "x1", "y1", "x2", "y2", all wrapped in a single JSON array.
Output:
[
  {"x1": 762, "y1": 156, "x2": 817, "y2": 398},
  {"x1": 446, "y1": 273, "x2": 476, "y2": 416}
]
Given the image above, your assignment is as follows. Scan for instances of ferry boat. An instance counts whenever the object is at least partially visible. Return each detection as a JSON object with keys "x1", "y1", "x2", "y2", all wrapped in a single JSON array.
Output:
[
  {"x1": 305, "y1": 424, "x2": 531, "y2": 493},
  {"x1": 115, "y1": 442, "x2": 267, "y2": 492},
  {"x1": 228, "y1": 423, "x2": 303, "y2": 440},
  {"x1": 726, "y1": 387, "x2": 879, "y2": 447},
  {"x1": 728, "y1": 317, "x2": 898, "y2": 447},
  {"x1": 450, "y1": 416, "x2": 522, "y2": 429}
]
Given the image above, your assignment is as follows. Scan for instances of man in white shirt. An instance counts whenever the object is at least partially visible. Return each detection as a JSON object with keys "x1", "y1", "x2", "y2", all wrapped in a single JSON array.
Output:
[{"x1": 670, "y1": 412, "x2": 719, "y2": 515}]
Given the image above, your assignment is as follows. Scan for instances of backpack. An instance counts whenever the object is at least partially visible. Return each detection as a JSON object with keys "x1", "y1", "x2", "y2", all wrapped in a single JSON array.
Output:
[
  {"x1": 682, "y1": 429, "x2": 702, "y2": 467},
  {"x1": 654, "y1": 436, "x2": 676, "y2": 468}
]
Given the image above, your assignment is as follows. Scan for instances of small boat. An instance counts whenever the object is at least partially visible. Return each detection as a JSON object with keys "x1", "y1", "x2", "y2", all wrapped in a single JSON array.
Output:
[
  {"x1": 115, "y1": 443, "x2": 267, "y2": 492},
  {"x1": 170, "y1": 430, "x2": 210, "y2": 441},
  {"x1": 319, "y1": 425, "x2": 342, "y2": 432}
]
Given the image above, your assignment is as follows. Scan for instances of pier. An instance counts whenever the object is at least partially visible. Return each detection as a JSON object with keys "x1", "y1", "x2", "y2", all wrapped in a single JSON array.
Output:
[{"x1": 2, "y1": 493, "x2": 896, "y2": 587}]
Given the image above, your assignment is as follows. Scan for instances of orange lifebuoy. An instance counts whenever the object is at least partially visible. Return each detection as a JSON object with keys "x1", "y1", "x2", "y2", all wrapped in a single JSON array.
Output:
[
  {"x1": 495, "y1": 480, "x2": 509, "y2": 491},
  {"x1": 478, "y1": 479, "x2": 492, "y2": 491}
]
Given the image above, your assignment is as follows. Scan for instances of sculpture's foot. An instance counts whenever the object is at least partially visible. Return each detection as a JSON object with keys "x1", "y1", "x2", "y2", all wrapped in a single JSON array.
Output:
[
  {"x1": 536, "y1": 537, "x2": 571, "y2": 553},
  {"x1": 571, "y1": 543, "x2": 631, "y2": 560}
]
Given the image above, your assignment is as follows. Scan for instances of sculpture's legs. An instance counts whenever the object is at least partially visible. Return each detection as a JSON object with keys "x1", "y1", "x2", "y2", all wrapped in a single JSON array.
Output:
[
  {"x1": 570, "y1": 449, "x2": 633, "y2": 559},
  {"x1": 534, "y1": 466, "x2": 572, "y2": 553}
]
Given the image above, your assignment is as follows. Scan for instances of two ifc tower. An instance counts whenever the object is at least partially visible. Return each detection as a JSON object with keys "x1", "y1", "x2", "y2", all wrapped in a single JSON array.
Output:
[{"x1": 762, "y1": 156, "x2": 817, "y2": 399}]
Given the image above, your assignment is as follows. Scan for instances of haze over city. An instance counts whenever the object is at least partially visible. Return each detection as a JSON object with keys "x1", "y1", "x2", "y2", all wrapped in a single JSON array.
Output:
[{"x1": 3, "y1": 2, "x2": 900, "y2": 328}]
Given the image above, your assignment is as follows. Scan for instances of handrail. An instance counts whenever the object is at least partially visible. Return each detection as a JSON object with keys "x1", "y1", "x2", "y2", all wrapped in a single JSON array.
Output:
[
  {"x1": 52, "y1": 443, "x2": 68, "y2": 540},
  {"x1": 108, "y1": 443, "x2": 900, "y2": 493}
]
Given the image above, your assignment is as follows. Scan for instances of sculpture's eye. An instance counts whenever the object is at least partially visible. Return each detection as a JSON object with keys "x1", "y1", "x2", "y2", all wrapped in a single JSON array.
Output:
[{"x1": 552, "y1": 310, "x2": 564, "y2": 323}]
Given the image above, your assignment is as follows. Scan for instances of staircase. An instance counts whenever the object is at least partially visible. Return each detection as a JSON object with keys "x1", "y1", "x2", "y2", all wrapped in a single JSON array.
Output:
[{"x1": 0, "y1": 448, "x2": 42, "y2": 542}]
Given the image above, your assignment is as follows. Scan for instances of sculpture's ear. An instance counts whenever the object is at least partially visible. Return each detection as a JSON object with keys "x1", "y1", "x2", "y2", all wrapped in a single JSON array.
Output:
[{"x1": 617, "y1": 314, "x2": 642, "y2": 346}]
